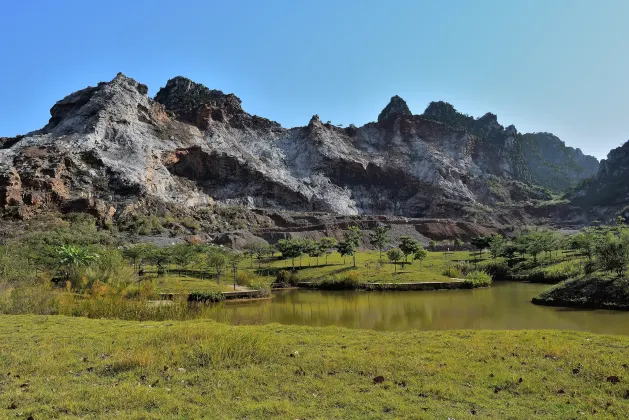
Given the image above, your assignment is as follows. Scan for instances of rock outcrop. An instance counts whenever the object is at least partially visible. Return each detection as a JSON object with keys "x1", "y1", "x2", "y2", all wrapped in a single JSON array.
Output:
[
  {"x1": 0, "y1": 73, "x2": 599, "y2": 228},
  {"x1": 569, "y1": 140, "x2": 629, "y2": 217},
  {"x1": 423, "y1": 101, "x2": 598, "y2": 192}
]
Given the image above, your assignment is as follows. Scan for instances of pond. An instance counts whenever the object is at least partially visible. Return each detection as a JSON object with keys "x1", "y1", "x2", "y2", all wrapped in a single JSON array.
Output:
[{"x1": 209, "y1": 282, "x2": 629, "y2": 334}]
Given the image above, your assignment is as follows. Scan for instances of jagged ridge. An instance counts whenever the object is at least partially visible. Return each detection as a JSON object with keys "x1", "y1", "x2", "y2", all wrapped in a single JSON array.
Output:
[{"x1": 0, "y1": 73, "x2": 598, "y2": 226}]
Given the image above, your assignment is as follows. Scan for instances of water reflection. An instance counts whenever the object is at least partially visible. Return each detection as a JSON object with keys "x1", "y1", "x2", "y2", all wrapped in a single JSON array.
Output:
[{"x1": 208, "y1": 282, "x2": 629, "y2": 334}]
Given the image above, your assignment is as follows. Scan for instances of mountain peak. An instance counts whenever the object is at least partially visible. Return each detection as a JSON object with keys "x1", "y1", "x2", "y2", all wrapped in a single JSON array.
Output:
[
  {"x1": 377, "y1": 95, "x2": 411, "y2": 124},
  {"x1": 155, "y1": 76, "x2": 242, "y2": 125}
]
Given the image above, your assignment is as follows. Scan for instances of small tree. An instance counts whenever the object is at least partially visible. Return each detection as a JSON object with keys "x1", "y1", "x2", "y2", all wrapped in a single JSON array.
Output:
[
  {"x1": 337, "y1": 241, "x2": 356, "y2": 266},
  {"x1": 343, "y1": 226, "x2": 364, "y2": 267},
  {"x1": 243, "y1": 243, "x2": 258, "y2": 267},
  {"x1": 471, "y1": 236, "x2": 491, "y2": 259},
  {"x1": 171, "y1": 243, "x2": 195, "y2": 276},
  {"x1": 319, "y1": 237, "x2": 338, "y2": 265},
  {"x1": 301, "y1": 239, "x2": 318, "y2": 266},
  {"x1": 428, "y1": 240, "x2": 437, "y2": 251},
  {"x1": 413, "y1": 246, "x2": 428, "y2": 270},
  {"x1": 399, "y1": 236, "x2": 420, "y2": 263},
  {"x1": 276, "y1": 239, "x2": 303, "y2": 269},
  {"x1": 489, "y1": 234, "x2": 505, "y2": 259},
  {"x1": 307, "y1": 240, "x2": 323, "y2": 266},
  {"x1": 386, "y1": 248, "x2": 403, "y2": 273},
  {"x1": 369, "y1": 224, "x2": 391, "y2": 259},
  {"x1": 208, "y1": 251, "x2": 227, "y2": 284},
  {"x1": 228, "y1": 251, "x2": 245, "y2": 290},
  {"x1": 569, "y1": 231, "x2": 597, "y2": 263},
  {"x1": 595, "y1": 231, "x2": 629, "y2": 276},
  {"x1": 454, "y1": 238, "x2": 464, "y2": 249},
  {"x1": 148, "y1": 246, "x2": 170, "y2": 276}
]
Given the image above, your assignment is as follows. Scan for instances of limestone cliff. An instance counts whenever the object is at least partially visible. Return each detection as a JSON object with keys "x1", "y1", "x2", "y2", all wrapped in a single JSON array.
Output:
[{"x1": 0, "y1": 73, "x2": 596, "y2": 226}]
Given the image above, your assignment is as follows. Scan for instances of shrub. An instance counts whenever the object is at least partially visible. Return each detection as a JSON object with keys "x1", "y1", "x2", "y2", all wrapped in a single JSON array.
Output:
[
  {"x1": 181, "y1": 217, "x2": 201, "y2": 233},
  {"x1": 442, "y1": 265, "x2": 463, "y2": 279},
  {"x1": 0, "y1": 283, "x2": 59, "y2": 315},
  {"x1": 317, "y1": 271, "x2": 361, "y2": 290},
  {"x1": 542, "y1": 260, "x2": 583, "y2": 282},
  {"x1": 477, "y1": 260, "x2": 510, "y2": 280},
  {"x1": 81, "y1": 248, "x2": 134, "y2": 289},
  {"x1": 462, "y1": 270, "x2": 493, "y2": 288},
  {"x1": 188, "y1": 291, "x2": 225, "y2": 303},
  {"x1": 237, "y1": 271, "x2": 257, "y2": 287},
  {"x1": 276, "y1": 270, "x2": 301, "y2": 286}
]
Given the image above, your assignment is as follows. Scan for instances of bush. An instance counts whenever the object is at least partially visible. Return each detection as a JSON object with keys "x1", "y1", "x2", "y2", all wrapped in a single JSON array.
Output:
[
  {"x1": 81, "y1": 248, "x2": 134, "y2": 290},
  {"x1": 0, "y1": 283, "x2": 59, "y2": 315},
  {"x1": 442, "y1": 265, "x2": 463, "y2": 279},
  {"x1": 462, "y1": 270, "x2": 493, "y2": 288},
  {"x1": 237, "y1": 271, "x2": 258, "y2": 287},
  {"x1": 542, "y1": 260, "x2": 583, "y2": 282},
  {"x1": 317, "y1": 271, "x2": 361, "y2": 290},
  {"x1": 188, "y1": 291, "x2": 225, "y2": 303},
  {"x1": 181, "y1": 217, "x2": 201, "y2": 233},
  {"x1": 276, "y1": 270, "x2": 301, "y2": 286},
  {"x1": 248, "y1": 283, "x2": 271, "y2": 297},
  {"x1": 477, "y1": 260, "x2": 510, "y2": 280}
]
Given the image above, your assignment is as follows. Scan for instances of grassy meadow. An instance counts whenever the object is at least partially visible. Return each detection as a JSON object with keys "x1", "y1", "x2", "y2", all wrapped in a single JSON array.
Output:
[{"x1": 2, "y1": 315, "x2": 629, "y2": 419}]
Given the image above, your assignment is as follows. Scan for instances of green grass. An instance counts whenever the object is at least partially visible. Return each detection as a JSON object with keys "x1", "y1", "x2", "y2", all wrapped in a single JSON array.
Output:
[
  {"x1": 149, "y1": 275, "x2": 235, "y2": 294},
  {"x1": 534, "y1": 273, "x2": 629, "y2": 310},
  {"x1": 1, "y1": 314, "x2": 629, "y2": 419},
  {"x1": 137, "y1": 250, "x2": 584, "y2": 295},
  {"x1": 266, "y1": 250, "x2": 477, "y2": 284}
]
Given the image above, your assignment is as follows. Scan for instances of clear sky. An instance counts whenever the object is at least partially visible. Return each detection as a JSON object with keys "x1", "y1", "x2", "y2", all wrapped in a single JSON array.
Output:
[{"x1": 1, "y1": 0, "x2": 628, "y2": 160}]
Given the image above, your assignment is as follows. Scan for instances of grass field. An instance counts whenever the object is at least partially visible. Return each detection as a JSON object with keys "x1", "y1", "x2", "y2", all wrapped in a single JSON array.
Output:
[
  {"x1": 1, "y1": 315, "x2": 628, "y2": 419},
  {"x1": 145, "y1": 249, "x2": 581, "y2": 295},
  {"x1": 145, "y1": 250, "x2": 483, "y2": 295}
]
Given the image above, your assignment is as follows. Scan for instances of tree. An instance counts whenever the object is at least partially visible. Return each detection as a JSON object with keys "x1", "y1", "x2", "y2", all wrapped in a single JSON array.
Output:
[
  {"x1": 454, "y1": 238, "x2": 464, "y2": 249},
  {"x1": 386, "y1": 248, "x2": 403, "y2": 273},
  {"x1": 569, "y1": 231, "x2": 597, "y2": 263},
  {"x1": 428, "y1": 240, "x2": 437, "y2": 251},
  {"x1": 307, "y1": 240, "x2": 323, "y2": 266},
  {"x1": 207, "y1": 250, "x2": 227, "y2": 284},
  {"x1": 254, "y1": 243, "x2": 272, "y2": 268},
  {"x1": 343, "y1": 226, "x2": 364, "y2": 267},
  {"x1": 243, "y1": 243, "x2": 258, "y2": 267},
  {"x1": 147, "y1": 246, "x2": 170, "y2": 276},
  {"x1": 276, "y1": 239, "x2": 303, "y2": 269},
  {"x1": 499, "y1": 241, "x2": 519, "y2": 261},
  {"x1": 369, "y1": 225, "x2": 391, "y2": 259},
  {"x1": 228, "y1": 252, "x2": 245, "y2": 290},
  {"x1": 301, "y1": 240, "x2": 319, "y2": 266},
  {"x1": 595, "y1": 231, "x2": 629, "y2": 276},
  {"x1": 337, "y1": 241, "x2": 356, "y2": 266},
  {"x1": 171, "y1": 244, "x2": 196, "y2": 276},
  {"x1": 399, "y1": 236, "x2": 420, "y2": 263},
  {"x1": 319, "y1": 237, "x2": 338, "y2": 265},
  {"x1": 413, "y1": 246, "x2": 428, "y2": 270},
  {"x1": 470, "y1": 236, "x2": 491, "y2": 259},
  {"x1": 489, "y1": 234, "x2": 505, "y2": 259}
]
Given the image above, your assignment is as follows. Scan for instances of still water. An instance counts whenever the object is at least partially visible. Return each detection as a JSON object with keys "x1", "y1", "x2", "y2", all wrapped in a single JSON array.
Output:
[{"x1": 210, "y1": 282, "x2": 629, "y2": 334}]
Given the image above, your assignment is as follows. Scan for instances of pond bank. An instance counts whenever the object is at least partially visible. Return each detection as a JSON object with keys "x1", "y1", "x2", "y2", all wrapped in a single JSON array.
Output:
[
  {"x1": 297, "y1": 279, "x2": 469, "y2": 291},
  {"x1": 532, "y1": 275, "x2": 629, "y2": 311},
  {"x1": 159, "y1": 289, "x2": 271, "y2": 301}
]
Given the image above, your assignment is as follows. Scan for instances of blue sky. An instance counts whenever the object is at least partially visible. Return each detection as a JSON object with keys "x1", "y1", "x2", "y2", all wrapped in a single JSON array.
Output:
[{"x1": 1, "y1": 0, "x2": 628, "y2": 159}]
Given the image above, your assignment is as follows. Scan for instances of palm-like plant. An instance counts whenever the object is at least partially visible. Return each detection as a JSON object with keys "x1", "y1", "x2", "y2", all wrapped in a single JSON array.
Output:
[{"x1": 56, "y1": 245, "x2": 99, "y2": 280}]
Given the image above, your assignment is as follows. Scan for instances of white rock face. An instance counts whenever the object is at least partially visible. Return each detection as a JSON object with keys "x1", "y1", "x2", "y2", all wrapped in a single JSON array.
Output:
[{"x1": 0, "y1": 73, "x2": 552, "y2": 221}]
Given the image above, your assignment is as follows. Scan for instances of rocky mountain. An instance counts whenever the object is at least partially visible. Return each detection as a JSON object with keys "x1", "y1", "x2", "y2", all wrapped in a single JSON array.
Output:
[
  {"x1": 0, "y1": 73, "x2": 599, "y2": 230},
  {"x1": 422, "y1": 101, "x2": 599, "y2": 192},
  {"x1": 570, "y1": 140, "x2": 629, "y2": 217}
]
